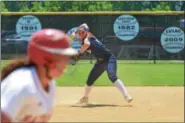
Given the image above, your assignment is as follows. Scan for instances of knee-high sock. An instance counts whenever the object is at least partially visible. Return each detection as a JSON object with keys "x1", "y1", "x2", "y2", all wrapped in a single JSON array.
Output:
[
  {"x1": 84, "y1": 85, "x2": 93, "y2": 97},
  {"x1": 114, "y1": 79, "x2": 129, "y2": 97}
]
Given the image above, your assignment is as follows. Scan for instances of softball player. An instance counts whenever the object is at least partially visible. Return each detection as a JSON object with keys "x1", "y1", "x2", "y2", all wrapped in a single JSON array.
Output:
[
  {"x1": 1, "y1": 29, "x2": 78, "y2": 122},
  {"x1": 71, "y1": 23, "x2": 133, "y2": 104}
]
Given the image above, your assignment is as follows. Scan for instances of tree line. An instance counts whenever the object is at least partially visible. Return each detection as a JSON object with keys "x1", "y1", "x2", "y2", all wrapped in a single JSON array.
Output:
[{"x1": 1, "y1": 1, "x2": 184, "y2": 12}]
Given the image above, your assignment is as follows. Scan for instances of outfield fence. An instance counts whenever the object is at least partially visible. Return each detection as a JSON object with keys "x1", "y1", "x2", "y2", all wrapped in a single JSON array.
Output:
[{"x1": 1, "y1": 11, "x2": 185, "y2": 63}]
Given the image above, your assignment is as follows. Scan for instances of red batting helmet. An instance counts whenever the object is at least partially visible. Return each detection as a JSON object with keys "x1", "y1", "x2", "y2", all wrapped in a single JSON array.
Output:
[{"x1": 27, "y1": 28, "x2": 78, "y2": 69}]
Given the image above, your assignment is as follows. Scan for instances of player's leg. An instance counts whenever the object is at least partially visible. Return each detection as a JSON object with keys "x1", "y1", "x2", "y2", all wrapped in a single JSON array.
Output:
[
  {"x1": 78, "y1": 61, "x2": 107, "y2": 104},
  {"x1": 106, "y1": 55, "x2": 133, "y2": 103}
]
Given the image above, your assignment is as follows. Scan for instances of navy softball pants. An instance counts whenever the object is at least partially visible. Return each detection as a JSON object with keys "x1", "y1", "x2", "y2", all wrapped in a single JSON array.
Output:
[{"x1": 86, "y1": 55, "x2": 118, "y2": 86}]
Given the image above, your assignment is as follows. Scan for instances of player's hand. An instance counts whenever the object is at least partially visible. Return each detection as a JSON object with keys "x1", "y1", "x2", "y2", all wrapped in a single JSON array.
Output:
[
  {"x1": 85, "y1": 50, "x2": 91, "y2": 56},
  {"x1": 71, "y1": 55, "x2": 80, "y2": 61},
  {"x1": 70, "y1": 54, "x2": 81, "y2": 65}
]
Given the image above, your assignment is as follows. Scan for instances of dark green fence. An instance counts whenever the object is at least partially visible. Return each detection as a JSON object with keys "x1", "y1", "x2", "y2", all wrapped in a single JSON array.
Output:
[{"x1": 1, "y1": 11, "x2": 184, "y2": 61}]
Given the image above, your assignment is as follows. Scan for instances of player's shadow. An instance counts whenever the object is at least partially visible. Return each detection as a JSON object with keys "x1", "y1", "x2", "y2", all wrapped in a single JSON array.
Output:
[{"x1": 70, "y1": 103, "x2": 133, "y2": 108}]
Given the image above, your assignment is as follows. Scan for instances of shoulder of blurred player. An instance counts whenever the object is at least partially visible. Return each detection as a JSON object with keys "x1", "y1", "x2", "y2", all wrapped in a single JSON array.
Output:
[
  {"x1": 1, "y1": 67, "x2": 34, "y2": 122},
  {"x1": 1, "y1": 66, "x2": 36, "y2": 94}
]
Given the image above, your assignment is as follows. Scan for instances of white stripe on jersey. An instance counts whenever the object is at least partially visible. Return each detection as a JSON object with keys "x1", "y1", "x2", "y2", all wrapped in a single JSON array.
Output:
[{"x1": 1, "y1": 66, "x2": 56, "y2": 122}]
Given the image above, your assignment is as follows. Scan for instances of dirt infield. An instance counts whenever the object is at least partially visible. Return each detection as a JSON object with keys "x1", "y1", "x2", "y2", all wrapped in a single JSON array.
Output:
[{"x1": 49, "y1": 87, "x2": 184, "y2": 122}]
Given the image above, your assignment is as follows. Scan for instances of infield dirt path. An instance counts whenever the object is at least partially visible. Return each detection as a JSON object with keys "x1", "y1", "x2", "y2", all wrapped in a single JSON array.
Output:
[{"x1": 49, "y1": 87, "x2": 184, "y2": 122}]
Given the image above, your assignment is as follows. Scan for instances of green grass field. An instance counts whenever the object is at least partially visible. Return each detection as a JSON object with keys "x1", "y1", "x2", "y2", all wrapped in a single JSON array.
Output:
[{"x1": 1, "y1": 60, "x2": 184, "y2": 86}]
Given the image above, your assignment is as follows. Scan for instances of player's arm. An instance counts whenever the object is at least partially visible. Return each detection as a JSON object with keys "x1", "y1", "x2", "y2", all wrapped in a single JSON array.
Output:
[
  {"x1": 70, "y1": 38, "x2": 90, "y2": 64},
  {"x1": 1, "y1": 77, "x2": 28, "y2": 122},
  {"x1": 78, "y1": 38, "x2": 90, "y2": 54}
]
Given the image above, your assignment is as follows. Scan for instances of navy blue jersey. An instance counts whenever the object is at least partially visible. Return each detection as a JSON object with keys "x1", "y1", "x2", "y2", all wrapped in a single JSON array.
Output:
[{"x1": 87, "y1": 37, "x2": 112, "y2": 60}]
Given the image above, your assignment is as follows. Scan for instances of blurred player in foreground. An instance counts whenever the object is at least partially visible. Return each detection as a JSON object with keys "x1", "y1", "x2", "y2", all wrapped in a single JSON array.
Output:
[
  {"x1": 1, "y1": 29, "x2": 78, "y2": 122},
  {"x1": 70, "y1": 23, "x2": 133, "y2": 104}
]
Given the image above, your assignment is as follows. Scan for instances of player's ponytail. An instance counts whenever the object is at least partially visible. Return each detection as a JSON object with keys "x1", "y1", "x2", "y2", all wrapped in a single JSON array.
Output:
[{"x1": 0, "y1": 57, "x2": 35, "y2": 81}]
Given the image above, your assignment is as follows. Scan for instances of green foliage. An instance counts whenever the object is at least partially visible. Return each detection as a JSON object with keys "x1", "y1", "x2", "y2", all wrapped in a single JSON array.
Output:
[
  {"x1": 2, "y1": 1, "x2": 184, "y2": 12},
  {"x1": 152, "y1": 2, "x2": 172, "y2": 11},
  {"x1": 19, "y1": 1, "x2": 33, "y2": 12},
  {"x1": 88, "y1": 2, "x2": 113, "y2": 11},
  {"x1": 19, "y1": 1, "x2": 62, "y2": 12},
  {"x1": 43, "y1": 1, "x2": 61, "y2": 11},
  {"x1": 1, "y1": 1, "x2": 9, "y2": 12},
  {"x1": 31, "y1": 2, "x2": 45, "y2": 12},
  {"x1": 61, "y1": 1, "x2": 112, "y2": 11},
  {"x1": 112, "y1": 1, "x2": 124, "y2": 11}
]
